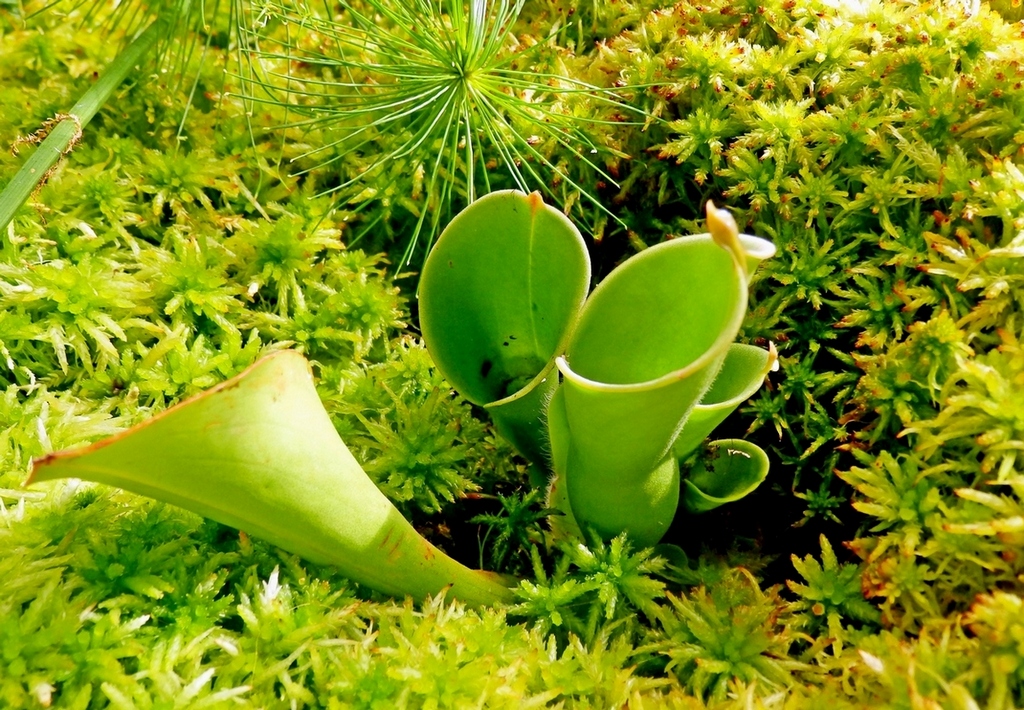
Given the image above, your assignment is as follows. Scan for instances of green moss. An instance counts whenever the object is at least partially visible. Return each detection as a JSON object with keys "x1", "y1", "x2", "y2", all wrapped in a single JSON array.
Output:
[{"x1": 6, "y1": 0, "x2": 1024, "y2": 707}]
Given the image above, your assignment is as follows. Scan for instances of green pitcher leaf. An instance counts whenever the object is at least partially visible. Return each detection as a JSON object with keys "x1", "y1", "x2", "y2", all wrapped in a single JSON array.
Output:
[
  {"x1": 544, "y1": 385, "x2": 583, "y2": 540},
  {"x1": 568, "y1": 453, "x2": 681, "y2": 547},
  {"x1": 419, "y1": 189, "x2": 590, "y2": 466},
  {"x1": 487, "y1": 372, "x2": 561, "y2": 468},
  {"x1": 673, "y1": 342, "x2": 778, "y2": 460},
  {"x1": 28, "y1": 351, "x2": 513, "y2": 607},
  {"x1": 554, "y1": 204, "x2": 774, "y2": 545},
  {"x1": 682, "y1": 439, "x2": 771, "y2": 514},
  {"x1": 555, "y1": 230, "x2": 748, "y2": 543}
]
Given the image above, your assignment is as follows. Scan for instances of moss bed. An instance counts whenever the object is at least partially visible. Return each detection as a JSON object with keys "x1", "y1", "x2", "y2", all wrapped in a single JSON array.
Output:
[{"x1": 3, "y1": 0, "x2": 1024, "y2": 707}]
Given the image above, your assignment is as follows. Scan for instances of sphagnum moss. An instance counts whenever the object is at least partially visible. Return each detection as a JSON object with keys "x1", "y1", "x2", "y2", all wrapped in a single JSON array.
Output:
[{"x1": 6, "y1": 0, "x2": 1024, "y2": 708}]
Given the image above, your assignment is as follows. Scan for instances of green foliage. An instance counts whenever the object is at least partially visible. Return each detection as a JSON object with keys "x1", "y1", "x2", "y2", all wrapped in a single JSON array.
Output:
[
  {"x1": 9, "y1": 0, "x2": 1024, "y2": 707},
  {"x1": 247, "y1": 0, "x2": 646, "y2": 265},
  {"x1": 788, "y1": 535, "x2": 880, "y2": 655},
  {"x1": 850, "y1": 628, "x2": 986, "y2": 709},
  {"x1": 511, "y1": 534, "x2": 667, "y2": 645},
  {"x1": 659, "y1": 568, "x2": 807, "y2": 702},
  {"x1": 0, "y1": 14, "x2": 697, "y2": 707},
  {"x1": 965, "y1": 592, "x2": 1024, "y2": 706},
  {"x1": 849, "y1": 311, "x2": 971, "y2": 442},
  {"x1": 0, "y1": 493, "x2": 683, "y2": 708},
  {"x1": 326, "y1": 338, "x2": 519, "y2": 518},
  {"x1": 576, "y1": 0, "x2": 1024, "y2": 530},
  {"x1": 470, "y1": 489, "x2": 552, "y2": 573}
]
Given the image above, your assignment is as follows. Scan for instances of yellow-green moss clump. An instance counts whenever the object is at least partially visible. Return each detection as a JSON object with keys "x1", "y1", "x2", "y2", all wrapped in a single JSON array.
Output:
[{"x1": 4, "y1": 0, "x2": 1024, "y2": 707}]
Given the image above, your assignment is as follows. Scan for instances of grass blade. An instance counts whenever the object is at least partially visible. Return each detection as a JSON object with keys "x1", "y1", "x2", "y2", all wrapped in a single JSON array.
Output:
[{"x1": 0, "y1": 18, "x2": 164, "y2": 232}]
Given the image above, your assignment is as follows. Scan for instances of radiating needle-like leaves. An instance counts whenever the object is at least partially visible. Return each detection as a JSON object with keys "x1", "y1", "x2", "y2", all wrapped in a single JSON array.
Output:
[{"x1": 243, "y1": 0, "x2": 650, "y2": 266}]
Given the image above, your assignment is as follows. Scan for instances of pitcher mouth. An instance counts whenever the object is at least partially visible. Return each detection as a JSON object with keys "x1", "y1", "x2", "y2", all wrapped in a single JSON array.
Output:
[
  {"x1": 690, "y1": 342, "x2": 780, "y2": 413},
  {"x1": 555, "y1": 258, "x2": 748, "y2": 393},
  {"x1": 27, "y1": 350, "x2": 307, "y2": 486},
  {"x1": 554, "y1": 316, "x2": 737, "y2": 394},
  {"x1": 553, "y1": 224, "x2": 754, "y2": 394}
]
